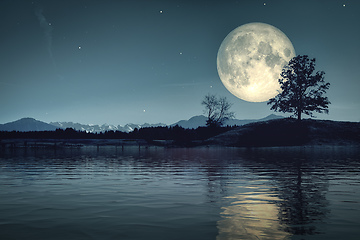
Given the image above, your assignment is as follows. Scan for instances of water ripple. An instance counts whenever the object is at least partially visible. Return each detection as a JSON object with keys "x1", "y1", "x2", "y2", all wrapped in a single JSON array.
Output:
[{"x1": 0, "y1": 146, "x2": 359, "y2": 239}]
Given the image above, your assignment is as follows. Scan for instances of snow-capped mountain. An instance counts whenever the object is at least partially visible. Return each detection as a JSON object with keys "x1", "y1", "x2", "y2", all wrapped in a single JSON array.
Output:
[{"x1": 49, "y1": 122, "x2": 167, "y2": 133}]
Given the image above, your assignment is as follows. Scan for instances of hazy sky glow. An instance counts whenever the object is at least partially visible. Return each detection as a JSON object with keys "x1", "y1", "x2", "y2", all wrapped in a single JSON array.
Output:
[{"x1": 1, "y1": 0, "x2": 359, "y2": 125}]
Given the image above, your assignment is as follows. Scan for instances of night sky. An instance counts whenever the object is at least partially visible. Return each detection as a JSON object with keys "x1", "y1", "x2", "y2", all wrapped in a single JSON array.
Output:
[{"x1": 1, "y1": 0, "x2": 359, "y2": 125}]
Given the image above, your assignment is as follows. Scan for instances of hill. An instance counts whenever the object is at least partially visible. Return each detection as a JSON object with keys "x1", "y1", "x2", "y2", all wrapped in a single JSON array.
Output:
[
  {"x1": 0, "y1": 118, "x2": 57, "y2": 132},
  {"x1": 171, "y1": 115, "x2": 207, "y2": 129},
  {"x1": 171, "y1": 114, "x2": 283, "y2": 129},
  {"x1": 206, "y1": 118, "x2": 360, "y2": 147}
]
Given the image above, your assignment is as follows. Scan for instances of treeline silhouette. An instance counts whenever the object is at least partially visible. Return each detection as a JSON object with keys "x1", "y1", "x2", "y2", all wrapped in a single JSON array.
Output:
[{"x1": 0, "y1": 125, "x2": 237, "y2": 145}]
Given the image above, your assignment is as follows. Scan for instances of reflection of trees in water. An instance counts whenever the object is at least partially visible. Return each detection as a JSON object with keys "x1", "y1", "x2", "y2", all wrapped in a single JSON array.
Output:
[
  {"x1": 191, "y1": 148, "x2": 290, "y2": 239},
  {"x1": 275, "y1": 159, "x2": 329, "y2": 235},
  {"x1": 241, "y1": 148, "x2": 331, "y2": 236},
  {"x1": 203, "y1": 161, "x2": 231, "y2": 203}
]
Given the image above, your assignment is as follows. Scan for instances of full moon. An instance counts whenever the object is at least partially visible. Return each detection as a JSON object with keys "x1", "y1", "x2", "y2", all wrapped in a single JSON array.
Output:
[{"x1": 217, "y1": 22, "x2": 296, "y2": 102}]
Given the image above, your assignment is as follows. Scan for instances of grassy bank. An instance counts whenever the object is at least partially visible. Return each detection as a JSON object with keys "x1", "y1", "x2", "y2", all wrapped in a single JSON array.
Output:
[{"x1": 206, "y1": 118, "x2": 360, "y2": 147}]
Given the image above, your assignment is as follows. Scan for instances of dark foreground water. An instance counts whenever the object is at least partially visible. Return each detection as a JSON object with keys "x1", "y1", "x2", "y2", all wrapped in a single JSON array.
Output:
[{"x1": 0, "y1": 146, "x2": 359, "y2": 240}]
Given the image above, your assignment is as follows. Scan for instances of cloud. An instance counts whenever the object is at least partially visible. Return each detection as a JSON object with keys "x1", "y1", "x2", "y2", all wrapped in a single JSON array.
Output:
[{"x1": 35, "y1": 6, "x2": 54, "y2": 63}]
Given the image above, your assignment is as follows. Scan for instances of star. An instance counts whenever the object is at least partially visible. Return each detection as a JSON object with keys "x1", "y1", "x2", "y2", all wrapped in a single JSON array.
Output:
[
  {"x1": 263, "y1": 3, "x2": 266, "y2": 6},
  {"x1": 343, "y1": 4, "x2": 346, "y2": 7},
  {"x1": 159, "y1": 10, "x2": 163, "y2": 14},
  {"x1": 78, "y1": 46, "x2": 82, "y2": 50}
]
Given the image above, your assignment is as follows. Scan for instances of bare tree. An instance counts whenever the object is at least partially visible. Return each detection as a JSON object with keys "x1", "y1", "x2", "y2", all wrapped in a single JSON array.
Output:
[{"x1": 202, "y1": 94, "x2": 235, "y2": 127}]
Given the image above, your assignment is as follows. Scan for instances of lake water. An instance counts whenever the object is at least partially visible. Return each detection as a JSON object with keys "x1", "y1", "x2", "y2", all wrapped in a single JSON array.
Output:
[{"x1": 0, "y1": 146, "x2": 359, "y2": 240}]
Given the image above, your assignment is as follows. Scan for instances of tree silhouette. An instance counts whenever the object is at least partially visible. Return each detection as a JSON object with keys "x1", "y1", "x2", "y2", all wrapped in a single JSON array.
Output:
[
  {"x1": 267, "y1": 55, "x2": 330, "y2": 120},
  {"x1": 202, "y1": 94, "x2": 235, "y2": 127}
]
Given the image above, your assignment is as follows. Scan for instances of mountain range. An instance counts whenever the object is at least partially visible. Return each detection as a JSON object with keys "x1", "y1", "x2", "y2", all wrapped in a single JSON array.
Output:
[
  {"x1": 50, "y1": 121, "x2": 167, "y2": 133},
  {"x1": 0, "y1": 114, "x2": 283, "y2": 133}
]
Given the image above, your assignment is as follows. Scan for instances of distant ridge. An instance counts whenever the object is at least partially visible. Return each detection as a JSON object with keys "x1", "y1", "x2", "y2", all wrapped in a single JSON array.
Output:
[
  {"x1": 0, "y1": 118, "x2": 57, "y2": 132},
  {"x1": 172, "y1": 114, "x2": 284, "y2": 129},
  {"x1": 171, "y1": 115, "x2": 207, "y2": 129}
]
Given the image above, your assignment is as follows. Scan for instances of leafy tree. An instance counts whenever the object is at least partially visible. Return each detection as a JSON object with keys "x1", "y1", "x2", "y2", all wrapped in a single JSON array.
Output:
[
  {"x1": 202, "y1": 94, "x2": 235, "y2": 127},
  {"x1": 267, "y1": 55, "x2": 330, "y2": 120}
]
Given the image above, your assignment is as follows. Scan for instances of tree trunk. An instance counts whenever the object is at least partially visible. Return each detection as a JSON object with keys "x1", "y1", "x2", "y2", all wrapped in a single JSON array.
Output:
[
  {"x1": 297, "y1": 109, "x2": 301, "y2": 121},
  {"x1": 297, "y1": 95, "x2": 302, "y2": 121}
]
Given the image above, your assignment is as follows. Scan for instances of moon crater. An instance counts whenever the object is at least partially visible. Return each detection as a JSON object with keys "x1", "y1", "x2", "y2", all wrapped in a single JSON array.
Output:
[{"x1": 217, "y1": 22, "x2": 296, "y2": 102}]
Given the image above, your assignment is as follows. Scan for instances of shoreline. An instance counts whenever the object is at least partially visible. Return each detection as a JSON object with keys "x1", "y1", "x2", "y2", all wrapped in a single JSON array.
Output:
[{"x1": 1, "y1": 138, "x2": 359, "y2": 150}]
